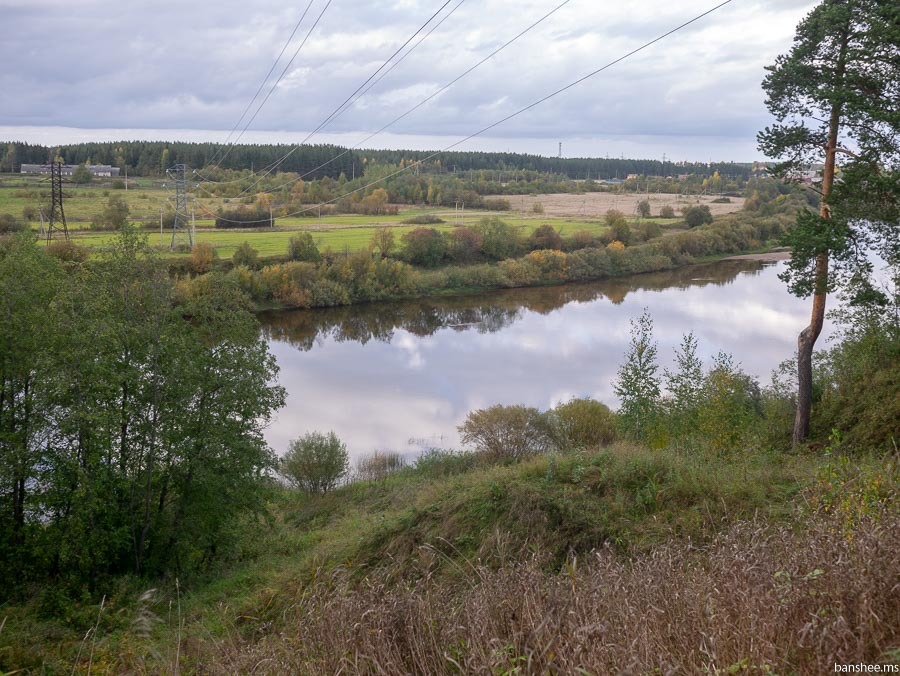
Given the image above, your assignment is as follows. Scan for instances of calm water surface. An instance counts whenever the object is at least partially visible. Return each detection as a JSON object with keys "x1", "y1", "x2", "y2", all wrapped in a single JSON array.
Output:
[{"x1": 259, "y1": 260, "x2": 830, "y2": 460}]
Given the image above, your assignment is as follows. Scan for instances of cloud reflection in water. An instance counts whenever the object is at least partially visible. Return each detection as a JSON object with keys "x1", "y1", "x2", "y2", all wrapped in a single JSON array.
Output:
[{"x1": 260, "y1": 261, "x2": 829, "y2": 460}]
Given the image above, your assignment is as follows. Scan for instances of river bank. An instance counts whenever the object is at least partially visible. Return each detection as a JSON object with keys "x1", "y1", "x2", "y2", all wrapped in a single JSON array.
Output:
[{"x1": 175, "y1": 204, "x2": 798, "y2": 314}]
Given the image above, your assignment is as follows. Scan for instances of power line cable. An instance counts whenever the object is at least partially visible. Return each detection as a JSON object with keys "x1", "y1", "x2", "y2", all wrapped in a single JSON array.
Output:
[
  {"x1": 197, "y1": 0, "x2": 458, "y2": 190},
  {"x1": 258, "y1": 0, "x2": 574, "y2": 197},
  {"x1": 273, "y1": 0, "x2": 738, "y2": 219},
  {"x1": 201, "y1": 0, "x2": 735, "y2": 224},
  {"x1": 207, "y1": 0, "x2": 317, "y2": 169},
  {"x1": 212, "y1": 0, "x2": 334, "y2": 171},
  {"x1": 228, "y1": 0, "x2": 459, "y2": 195},
  {"x1": 195, "y1": 0, "x2": 570, "y2": 202},
  {"x1": 337, "y1": 0, "x2": 467, "y2": 124}
]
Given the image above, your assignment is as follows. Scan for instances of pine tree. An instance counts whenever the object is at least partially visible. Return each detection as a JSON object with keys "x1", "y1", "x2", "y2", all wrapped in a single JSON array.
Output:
[{"x1": 757, "y1": 0, "x2": 900, "y2": 445}]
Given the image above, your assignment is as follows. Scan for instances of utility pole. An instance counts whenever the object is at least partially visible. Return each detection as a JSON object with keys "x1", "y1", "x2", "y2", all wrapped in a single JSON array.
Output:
[
  {"x1": 47, "y1": 160, "x2": 69, "y2": 243},
  {"x1": 166, "y1": 163, "x2": 192, "y2": 249}
]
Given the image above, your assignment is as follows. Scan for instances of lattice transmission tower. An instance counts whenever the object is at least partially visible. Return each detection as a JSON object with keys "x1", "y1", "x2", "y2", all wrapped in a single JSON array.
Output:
[
  {"x1": 166, "y1": 163, "x2": 193, "y2": 249},
  {"x1": 47, "y1": 160, "x2": 69, "y2": 243}
]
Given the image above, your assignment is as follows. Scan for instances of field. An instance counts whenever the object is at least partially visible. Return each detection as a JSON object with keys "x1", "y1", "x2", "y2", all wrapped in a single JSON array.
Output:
[
  {"x1": 488, "y1": 191, "x2": 746, "y2": 219},
  {"x1": 0, "y1": 174, "x2": 734, "y2": 259}
]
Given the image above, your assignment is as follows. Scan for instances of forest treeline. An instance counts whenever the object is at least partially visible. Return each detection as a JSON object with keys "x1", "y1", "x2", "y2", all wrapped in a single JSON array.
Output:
[{"x1": 0, "y1": 139, "x2": 755, "y2": 181}]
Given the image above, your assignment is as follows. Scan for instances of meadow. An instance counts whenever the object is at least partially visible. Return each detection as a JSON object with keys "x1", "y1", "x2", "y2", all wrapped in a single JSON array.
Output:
[{"x1": 0, "y1": 173, "x2": 719, "y2": 259}]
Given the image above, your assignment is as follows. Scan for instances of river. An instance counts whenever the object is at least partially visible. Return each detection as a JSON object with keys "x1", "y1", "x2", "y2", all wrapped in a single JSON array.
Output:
[{"x1": 259, "y1": 259, "x2": 830, "y2": 461}]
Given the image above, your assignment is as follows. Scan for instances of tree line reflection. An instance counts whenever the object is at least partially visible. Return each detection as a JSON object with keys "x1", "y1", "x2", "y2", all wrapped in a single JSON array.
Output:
[{"x1": 259, "y1": 260, "x2": 769, "y2": 351}]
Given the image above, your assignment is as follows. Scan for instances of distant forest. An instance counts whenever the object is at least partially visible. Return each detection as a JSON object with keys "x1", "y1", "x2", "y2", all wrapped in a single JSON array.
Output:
[{"x1": 0, "y1": 140, "x2": 754, "y2": 181}]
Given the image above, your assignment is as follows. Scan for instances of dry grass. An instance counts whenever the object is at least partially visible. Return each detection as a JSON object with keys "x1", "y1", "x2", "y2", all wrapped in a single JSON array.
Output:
[
  {"x1": 213, "y1": 511, "x2": 899, "y2": 674},
  {"x1": 484, "y1": 192, "x2": 746, "y2": 219}
]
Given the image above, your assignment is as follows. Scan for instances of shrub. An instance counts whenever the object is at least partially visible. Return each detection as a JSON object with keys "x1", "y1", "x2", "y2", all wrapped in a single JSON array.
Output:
[
  {"x1": 288, "y1": 232, "x2": 322, "y2": 262},
  {"x1": 45, "y1": 240, "x2": 89, "y2": 263},
  {"x1": 711, "y1": 197, "x2": 732, "y2": 203},
  {"x1": 635, "y1": 221, "x2": 663, "y2": 242},
  {"x1": 482, "y1": 197, "x2": 511, "y2": 211},
  {"x1": 478, "y1": 217, "x2": 521, "y2": 261},
  {"x1": 682, "y1": 205, "x2": 714, "y2": 228},
  {"x1": 636, "y1": 199, "x2": 651, "y2": 218},
  {"x1": 370, "y1": 228, "x2": 396, "y2": 258},
  {"x1": 568, "y1": 230, "x2": 595, "y2": 250},
  {"x1": 90, "y1": 195, "x2": 130, "y2": 230},
  {"x1": 604, "y1": 209, "x2": 626, "y2": 227},
  {"x1": 282, "y1": 431, "x2": 349, "y2": 494},
  {"x1": 608, "y1": 218, "x2": 632, "y2": 246},
  {"x1": 695, "y1": 352, "x2": 763, "y2": 455},
  {"x1": 190, "y1": 242, "x2": 218, "y2": 274},
  {"x1": 412, "y1": 448, "x2": 478, "y2": 478},
  {"x1": 0, "y1": 213, "x2": 25, "y2": 233},
  {"x1": 531, "y1": 202, "x2": 545, "y2": 214},
  {"x1": 232, "y1": 241, "x2": 259, "y2": 269},
  {"x1": 528, "y1": 224, "x2": 563, "y2": 251},
  {"x1": 355, "y1": 451, "x2": 406, "y2": 481},
  {"x1": 448, "y1": 226, "x2": 485, "y2": 263},
  {"x1": 402, "y1": 214, "x2": 445, "y2": 225},
  {"x1": 458, "y1": 404, "x2": 552, "y2": 461},
  {"x1": 548, "y1": 398, "x2": 617, "y2": 450},
  {"x1": 401, "y1": 227, "x2": 446, "y2": 267},
  {"x1": 524, "y1": 249, "x2": 568, "y2": 281},
  {"x1": 659, "y1": 205, "x2": 676, "y2": 219},
  {"x1": 567, "y1": 247, "x2": 611, "y2": 280},
  {"x1": 215, "y1": 208, "x2": 273, "y2": 229}
]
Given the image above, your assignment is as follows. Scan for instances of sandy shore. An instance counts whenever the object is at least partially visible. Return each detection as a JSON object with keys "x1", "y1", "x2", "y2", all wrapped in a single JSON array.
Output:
[{"x1": 725, "y1": 250, "x2": 791, "y2": 261}]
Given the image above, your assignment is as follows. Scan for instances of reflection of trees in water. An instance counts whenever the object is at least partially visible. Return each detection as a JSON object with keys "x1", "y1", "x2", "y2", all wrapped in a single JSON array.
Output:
[{"x1": 260, "y1": 260, "x2": 769, "y2": 350}]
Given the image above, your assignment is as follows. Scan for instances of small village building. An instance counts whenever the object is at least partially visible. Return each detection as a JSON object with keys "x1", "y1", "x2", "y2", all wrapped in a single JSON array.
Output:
[{"x1": 20, "y1": 163, "x2": 121, "y2": 177}]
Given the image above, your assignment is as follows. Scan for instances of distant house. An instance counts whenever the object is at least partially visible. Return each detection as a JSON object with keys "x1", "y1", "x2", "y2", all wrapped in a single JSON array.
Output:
[
  {"x1": 20, "y1": 164, "x2": 120, "y2": 177},
  {"x1": 785, "y1": 168, "x2": 821, "y2": 184}
]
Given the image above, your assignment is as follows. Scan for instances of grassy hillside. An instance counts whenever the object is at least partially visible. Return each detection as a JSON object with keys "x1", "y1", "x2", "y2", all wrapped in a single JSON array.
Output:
[{"x1": 4, "y1": 442, "x2": 895, "y2": 672}]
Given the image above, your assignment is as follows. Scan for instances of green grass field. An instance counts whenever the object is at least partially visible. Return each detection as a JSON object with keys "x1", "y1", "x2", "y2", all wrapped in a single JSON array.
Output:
[{"x1": 3, "y1": 173, "x2": 668, "y2": 258}]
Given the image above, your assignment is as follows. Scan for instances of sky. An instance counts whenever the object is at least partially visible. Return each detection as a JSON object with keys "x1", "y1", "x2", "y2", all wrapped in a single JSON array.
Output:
[{"x1": 0, "y1": 0, "x2": 818, "y2": 162}]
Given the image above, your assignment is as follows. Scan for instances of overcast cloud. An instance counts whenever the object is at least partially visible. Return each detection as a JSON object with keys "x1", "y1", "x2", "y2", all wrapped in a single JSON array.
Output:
[{"x1": 0, "y1": 0, "x2": 817, "y2": 160}]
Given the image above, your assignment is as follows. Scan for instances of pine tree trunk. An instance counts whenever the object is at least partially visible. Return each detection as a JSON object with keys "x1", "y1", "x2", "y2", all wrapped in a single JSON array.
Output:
[
  {"x1": 793, "y1": 112, "x2": 842, "y2": 446},
  {"x1": 793, "y1": 252, "x2": 828, "y2": 444},
  {"x1": 791, "y1": 20, "x2": 850, "y2": 447}
]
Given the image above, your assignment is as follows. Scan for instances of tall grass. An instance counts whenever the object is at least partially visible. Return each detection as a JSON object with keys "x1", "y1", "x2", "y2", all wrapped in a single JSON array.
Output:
[{"x1": 214, "y1": 511, "x2": 900, "y2": 674}]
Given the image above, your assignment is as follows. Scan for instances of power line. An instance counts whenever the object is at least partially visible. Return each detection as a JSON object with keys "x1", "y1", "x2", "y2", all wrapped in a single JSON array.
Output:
[
  {"x1": 200, "y1": 0, "x2": 574, "y2": 211},
  {"x1": 228, "y1": 0, "x2": 459, "y2": 196},
  {"x1": 212, "y1": 0, "x2": 334, "y2": 170},
  {"x1": 258, "y1": 0, "x2": 574, "y2": 197},
  {"x1": 206, "y1": 0, "x2": 317, "y2": 169},
  {"x1": 236, "y1": 0, "x2": 737, "y2": 221},
  {"x1": 337, "y1": 0, "x2": 467, "y2": 124},
  {"x1": 196, "y1": 0, "x2": 459, "y2": 191}
]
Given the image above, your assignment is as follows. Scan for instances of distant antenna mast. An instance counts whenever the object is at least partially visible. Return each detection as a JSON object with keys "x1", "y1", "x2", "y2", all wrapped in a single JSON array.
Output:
[
  {"x1": 558, "y1": 142, "x2": 562, "y2": 159},
  {"x1": 47, "y1": 160, "x2": 69, "y2": 243},
  {"x1": 166, "y1": 163, "x2": 192, "y2": 249}
]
